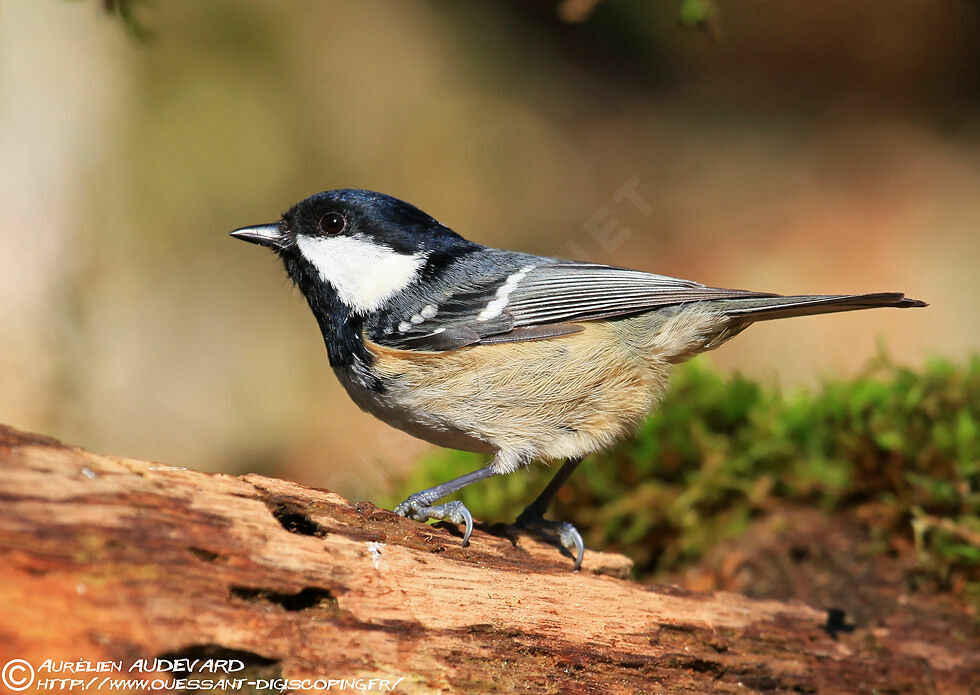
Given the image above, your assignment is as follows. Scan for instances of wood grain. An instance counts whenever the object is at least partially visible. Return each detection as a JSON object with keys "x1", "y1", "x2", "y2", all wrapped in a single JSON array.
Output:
[{"x1": 0, "y1": 424, "x2": 975, "y2": 694}]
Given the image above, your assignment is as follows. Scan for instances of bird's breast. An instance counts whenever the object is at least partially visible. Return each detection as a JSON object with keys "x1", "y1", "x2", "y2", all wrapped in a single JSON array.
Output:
[{"x1": 335, "y1": 320, "x2": 676, "y2": 462}]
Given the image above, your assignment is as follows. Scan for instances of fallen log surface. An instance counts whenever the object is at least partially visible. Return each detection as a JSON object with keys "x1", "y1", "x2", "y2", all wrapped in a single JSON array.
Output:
[{"x1": 0, "y1": 424, "x2": 976, "y2": 694}]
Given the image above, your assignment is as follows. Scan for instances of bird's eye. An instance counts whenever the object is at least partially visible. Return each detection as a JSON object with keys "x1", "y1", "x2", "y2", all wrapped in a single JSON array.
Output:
[{"x1": 318, "y1": 212, "x2": 346, "y2": 236}]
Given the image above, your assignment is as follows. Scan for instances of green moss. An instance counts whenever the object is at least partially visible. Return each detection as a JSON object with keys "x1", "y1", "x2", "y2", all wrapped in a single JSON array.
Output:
[{"x1": 387, "y1": 354, "x2": 980, "y2": 589}]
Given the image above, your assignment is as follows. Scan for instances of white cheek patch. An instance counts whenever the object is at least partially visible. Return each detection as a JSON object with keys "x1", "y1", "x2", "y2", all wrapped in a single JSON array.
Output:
[{"x1": 296, "y1": 234, "x2": 425, "y2": 313}]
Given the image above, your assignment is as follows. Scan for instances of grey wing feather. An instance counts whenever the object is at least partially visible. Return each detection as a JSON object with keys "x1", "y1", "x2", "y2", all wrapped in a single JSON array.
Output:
[
  {"x1": 374, "y1": 258, "x2": 773, "y2": 351},
  {"x1": 506, "y1": 264, "x2": 774, "y2": 325},
  {"x1": 371, "y1": 254, "x2": 924, "y2": 352}
]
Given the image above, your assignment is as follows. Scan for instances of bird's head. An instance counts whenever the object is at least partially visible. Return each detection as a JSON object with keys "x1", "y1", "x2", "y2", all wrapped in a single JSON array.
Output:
[{"x1": 231, "y1": 189, "x2": 477, "y2": 315}]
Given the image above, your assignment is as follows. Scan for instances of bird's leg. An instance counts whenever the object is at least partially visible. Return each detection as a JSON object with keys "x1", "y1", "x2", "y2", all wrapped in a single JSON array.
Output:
[
  {"x1": 393, "y1": 464, "x2": 499, "y2": 546},
  {"x1": 515, "y1": 457, "x2": 585, "y2": 571}
]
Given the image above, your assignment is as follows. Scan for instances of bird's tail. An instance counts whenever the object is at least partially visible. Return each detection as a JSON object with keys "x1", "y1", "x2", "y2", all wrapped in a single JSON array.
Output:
[
  {"x1": 718, "y1": 292, "x2": 927, "y2": 323},
  {"x1": 631, "y1": 291, "x2": 925, "y2": 363}
]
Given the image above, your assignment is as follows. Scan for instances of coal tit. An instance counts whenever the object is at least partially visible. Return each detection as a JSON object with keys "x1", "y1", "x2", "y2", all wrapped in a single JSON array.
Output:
[{"x1": 231, "y1": 189, "x2": 925, "y2": 570}]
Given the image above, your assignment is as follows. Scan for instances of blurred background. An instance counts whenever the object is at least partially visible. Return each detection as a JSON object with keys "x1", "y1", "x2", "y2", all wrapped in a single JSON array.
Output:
[{"x1": 1, "y1": 0, "x2": 977, "y2": 497}]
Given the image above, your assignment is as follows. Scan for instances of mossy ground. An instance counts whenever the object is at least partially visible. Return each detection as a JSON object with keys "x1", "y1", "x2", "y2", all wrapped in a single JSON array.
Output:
[{"x1": 388, "y1": 353, "x2": 979, "y2": 616}]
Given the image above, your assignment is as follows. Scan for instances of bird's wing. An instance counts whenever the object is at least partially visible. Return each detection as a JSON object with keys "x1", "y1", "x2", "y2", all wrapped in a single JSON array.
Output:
[
  {"x1": 504, "y1": 263, "x2": 772, "y2": 325},
  {"x1": 371, "y1": 259, "x2": 774, "y2": 351}
]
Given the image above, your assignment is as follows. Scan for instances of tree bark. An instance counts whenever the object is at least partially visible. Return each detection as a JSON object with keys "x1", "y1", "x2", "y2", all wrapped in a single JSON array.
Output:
[{"x1": 0, "y1": 424, "x2": 975, "y2": 694}]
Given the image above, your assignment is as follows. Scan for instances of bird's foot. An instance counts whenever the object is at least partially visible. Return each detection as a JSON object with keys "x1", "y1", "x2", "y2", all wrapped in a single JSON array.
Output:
[
  {"x1": 394, "y1": 497, "x2": 474, "y2": 546},
  {"x1": 515, "y1": 509, "x2": 585, "y2": 571}
]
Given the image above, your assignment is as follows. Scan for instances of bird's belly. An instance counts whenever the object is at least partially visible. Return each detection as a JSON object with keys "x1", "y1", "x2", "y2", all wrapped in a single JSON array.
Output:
[
  {"x1": 334, "y1": 366, "x2": 496, "y2": 454},
  {"x1": 350, "y1": 320, "x2": 675, "y2": 463}
]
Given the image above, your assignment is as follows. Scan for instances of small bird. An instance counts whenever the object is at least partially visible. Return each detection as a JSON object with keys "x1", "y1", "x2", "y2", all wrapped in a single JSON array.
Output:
[{"x1": 232, "y1": 189, "x2": 925, "y2": 570}]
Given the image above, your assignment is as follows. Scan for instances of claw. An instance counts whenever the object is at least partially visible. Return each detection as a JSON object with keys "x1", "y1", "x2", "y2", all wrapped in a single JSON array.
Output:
[
  {"x1": 516, "y1": 512, "x2": 585, "y2": 571},
  {"x1": 459, "y1": 505, "x2": 474, "y2": 546},
  {"x1": 556, "y1": 522, "x2": 584, "y2": 572},
  {"x1": 394, "y1": 497, "x2": 474, "y2": 547}
]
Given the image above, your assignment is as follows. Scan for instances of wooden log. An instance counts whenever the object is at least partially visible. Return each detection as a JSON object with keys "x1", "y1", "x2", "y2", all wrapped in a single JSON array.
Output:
[{"x1": 0, "y1": 424, "x2": 975, "y2": 694}]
